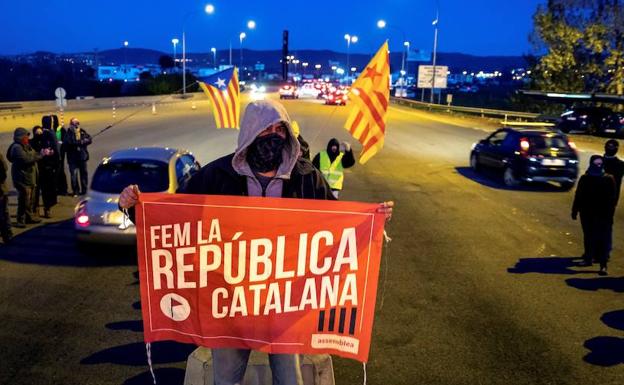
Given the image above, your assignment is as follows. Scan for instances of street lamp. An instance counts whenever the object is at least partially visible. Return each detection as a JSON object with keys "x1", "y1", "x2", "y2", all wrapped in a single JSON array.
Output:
[
  {"x1": 430, "y1": 12, "x2": 439, "y2": 103},
  {"x1": 211, "y1": 47, "x2": 217, "y2": 67},
  {"x1": 182, "y1": 3, "x2": 215, "y2": 96},
  {"x1": 247, "y1": 20, "x2": 256, "y2": 30},
  {"x1": 123, "y1": 41, "x2": 129, "y2": 75},
  {"x1": 302, "y1": 62, "x2": 308, "y2": 75},
  {"x1": 171, "y1": 38, "x2": 179, "y2": 66},
  {"x1": 344, "y1": 33, "x2": 358, "y2": 81},
  {"x1": 239, "y1": 32, "x2": 247, "y2": 69}
]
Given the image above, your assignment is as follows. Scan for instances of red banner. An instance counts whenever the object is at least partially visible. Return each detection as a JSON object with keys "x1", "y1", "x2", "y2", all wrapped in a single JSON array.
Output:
[{"x1": 135, "y1": 193, "x2": 385, "y2": 362}]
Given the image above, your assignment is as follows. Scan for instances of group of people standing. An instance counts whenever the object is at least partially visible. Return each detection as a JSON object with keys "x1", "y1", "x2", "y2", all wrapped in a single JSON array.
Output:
[
  {"x1": 0, "y1": 115, "x2": 92, "y2": 244},
  {"x1": 572, "y1": 139, "x2": 624, "y2": 276}
]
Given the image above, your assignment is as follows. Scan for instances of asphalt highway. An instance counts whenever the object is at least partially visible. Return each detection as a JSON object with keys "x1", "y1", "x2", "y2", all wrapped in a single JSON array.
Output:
[{"x1": 0, "y1": 93, "x2": 622, "y2": 385}]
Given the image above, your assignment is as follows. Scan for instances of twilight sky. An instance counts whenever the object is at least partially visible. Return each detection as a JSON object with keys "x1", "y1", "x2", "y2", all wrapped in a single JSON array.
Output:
[{"x1": 0, "y1": 0, "x2": 544, "y2": 56}]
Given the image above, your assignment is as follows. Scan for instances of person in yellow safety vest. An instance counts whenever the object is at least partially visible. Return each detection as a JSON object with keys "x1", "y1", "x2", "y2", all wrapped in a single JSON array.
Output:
[{"x1": 312, "y1": 138, "x2": 355, "y2": 198}]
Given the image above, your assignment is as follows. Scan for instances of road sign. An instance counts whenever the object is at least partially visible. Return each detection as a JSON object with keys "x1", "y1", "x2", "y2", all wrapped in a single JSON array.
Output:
[
  {"x1": 55, "y1": 98, "x2": 67, "y2": 108},
  {"x1": 254, "y1": 63, "x2": 265, "y2": 71},
  {"x1": 54, "y1": 87, "x2": 66, "y2": 99},
  {"x1": 417, "y1": 65, "x2": 448, "y2": 89}
]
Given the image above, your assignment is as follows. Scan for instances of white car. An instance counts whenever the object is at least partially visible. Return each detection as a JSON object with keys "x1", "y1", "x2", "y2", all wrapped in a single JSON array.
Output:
[
  {"x1": 298, "y1": 83, "x2": 321, "y2": 98},
  {"x1": 75, "y1": 147, "x2": 200, "y2": 245}
]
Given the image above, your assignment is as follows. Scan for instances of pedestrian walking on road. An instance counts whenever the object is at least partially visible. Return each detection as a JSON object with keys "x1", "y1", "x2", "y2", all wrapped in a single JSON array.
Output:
[
  {"x1": 31, "y1": 125, "x2": 59, "y2": 218},
  {"x1": 572, "y1": 155, "x2": 616, "y2": 275},
  {"x1": 0, "y1": 152, "x2": 13, "y2": 243},
  {"x1": 603, "y1": 139, "x2": 624, "y2": 206},
  {"x1": 65, "y1": 118, "x2": 92, "y2": 196},
  {"x1": 312, "y1": 138, "x2": 355, "y2": 198},
  {"x1": 6, "y1": 127, "x2": 44, "y2": 227},
  {"x1": 119, "y1": 99, "x2": 394, "y2": 385}
]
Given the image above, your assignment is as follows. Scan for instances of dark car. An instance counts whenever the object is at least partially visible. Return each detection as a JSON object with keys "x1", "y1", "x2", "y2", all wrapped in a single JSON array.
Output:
[
  {"x1": 557, "y1": 106, "x2": 613, "y2": 134},
  {"x1": 470, "y1": 128, "x2": 579, "y2": 189},
  {"x1": 596, "y1": 112, "x2": 624, "y2": 137}
]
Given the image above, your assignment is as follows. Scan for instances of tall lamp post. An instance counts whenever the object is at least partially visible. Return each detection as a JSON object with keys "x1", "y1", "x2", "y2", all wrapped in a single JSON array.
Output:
[
  {"x1": 211, "y1": 47, "x2": 217, "y2": 68},
  {"x1": 182, "y1": 3, "x2": 215, "y2": 97},
  {"x1": 344, "y1": 34, "x2": 358, "y2": 82},
  {"x1": 239, "y1": 32, "x2": 246, "y2": 70},
  {"x1": 171, "y1": 38, "x2": 179, "y2": 67},
  {"x1": 430, "y1": 12, "x2": 439, "y2": 104},
  {"x1": 123, "y1": 41, "x2": 129, "y2": 73}
]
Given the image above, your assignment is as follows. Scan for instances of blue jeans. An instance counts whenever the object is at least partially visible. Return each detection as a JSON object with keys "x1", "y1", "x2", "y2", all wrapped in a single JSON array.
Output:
[{"x1": 212, "y1": 348, "x2": 303, "y2": 385}]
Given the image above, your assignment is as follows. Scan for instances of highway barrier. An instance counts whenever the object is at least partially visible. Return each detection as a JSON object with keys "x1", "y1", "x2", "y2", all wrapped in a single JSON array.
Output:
[
  {"x1": 0, "y1": 93, "x2": 204, "y2": 120},
  {"x1": 390, "y1": 97, "x2": 542, "y2": 125}
]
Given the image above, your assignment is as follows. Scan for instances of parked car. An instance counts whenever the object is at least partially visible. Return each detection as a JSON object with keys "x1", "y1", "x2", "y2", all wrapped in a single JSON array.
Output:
[
  {"x1": 596, "y1": 112, "x2": 624, "y2": 138},
  {"x1": 470, "y1": 127, "x2": 579, "y2": 189},
  {"x1": 74, "y1": 147, "x2": 200, "y2": 245},
  {"x1": 557, "y1": 106, "x2": 613, "y2": 134}
]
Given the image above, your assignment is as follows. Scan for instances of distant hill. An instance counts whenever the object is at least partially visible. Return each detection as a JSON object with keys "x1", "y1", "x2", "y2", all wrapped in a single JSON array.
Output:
[{"x1": 49, "y1": 47, "x2": 528, "y2": 73}]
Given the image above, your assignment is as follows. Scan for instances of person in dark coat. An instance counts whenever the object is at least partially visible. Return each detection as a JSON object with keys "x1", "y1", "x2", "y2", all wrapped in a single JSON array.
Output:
[
  {"x1": 603, "y1": 139, "x2": 624, "y2": 206},
  {"x1": 6, "y1": 127, "x2": 44, "y2": 227},
  {"x1": 64, "y1": 118, "x2": 92, "y2": 196},
  {"x1": 572, "y1": 155, "x2": 616, "y2": 275},
  {"x1": 31, "y1": 125, "x2": 60, "y2": 218},
  {"x1": 119, "y1": 99, "x2": 394, "y2": 385},
  {"x1": 0, "y1": 152, "x2": 13, "y2": 243},
  {"x1": 43, "y1": 114, "x2": 68, "y2": 196},
  {"x1": 312, "y1": 137, "x2": 356, "y2": 198}
]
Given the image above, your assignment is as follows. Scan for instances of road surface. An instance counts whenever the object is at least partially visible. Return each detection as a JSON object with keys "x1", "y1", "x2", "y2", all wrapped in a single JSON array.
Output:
[{"x1": 0, "y1": 93, "x2": 622, "y2": 385}]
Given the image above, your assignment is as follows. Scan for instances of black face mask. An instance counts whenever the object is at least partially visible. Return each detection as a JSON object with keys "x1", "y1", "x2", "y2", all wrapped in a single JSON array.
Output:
[
  {"x1": 605, "y1": 145, "x2": 618, "y2": 157},
  {"x1": 246, "y1": 133, "x2": 286, "y2": 173}
]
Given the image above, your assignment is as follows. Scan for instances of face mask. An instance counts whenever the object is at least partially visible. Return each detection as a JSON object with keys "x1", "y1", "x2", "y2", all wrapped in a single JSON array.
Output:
[
  {"x1": 246, "y1": 133, "x2": 286, "y2": 173},
  {"x1": 587, "y1": 158, "x2": 604, "y2": 176}
]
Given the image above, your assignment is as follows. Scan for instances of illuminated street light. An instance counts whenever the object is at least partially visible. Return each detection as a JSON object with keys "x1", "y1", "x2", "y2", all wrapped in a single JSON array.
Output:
[
  {"x1": 211, "y1": 47, "x2": 217, "y2": 67},
  {"x1": 239, "y1": 32, "x2": 247, "y2": 69},
  {"x1": 171, "y1": 38, "x2": 179, "y2": 65},
  {"x1": 247, "y1": 20, "x2": 256, "y2": 29},
  {"x1": 377, "y1": 19, "x2": 387, "y2": 29},
  {"x1": 344, "y1": 33, "x2": 358, "y2": 81},
  {"x1": 182, "y1": 3, "x2": 215, "y2": 96},
  {"x1": 315, "y1": 64, "x2": 321, "y2": 69}
]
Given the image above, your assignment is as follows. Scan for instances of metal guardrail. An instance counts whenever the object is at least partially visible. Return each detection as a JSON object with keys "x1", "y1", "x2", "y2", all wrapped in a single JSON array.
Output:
[
  {"x1": 0, "y1": 103, "x2": 22, "y2": 112},
  {"x1": 390, "y1": 97, "x2": 540, "y2": 122}
]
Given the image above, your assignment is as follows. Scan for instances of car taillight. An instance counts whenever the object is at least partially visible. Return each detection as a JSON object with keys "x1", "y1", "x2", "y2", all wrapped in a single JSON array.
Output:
[
  {"x1": 568, "y1": 140, "x2": 577, "y2": 150},
  {"x1": 75, "y1": 201, "x2": 90, "y2": 227},
  {"x1": 520, "y1": 137, "x2": 530, "y2": 155}
]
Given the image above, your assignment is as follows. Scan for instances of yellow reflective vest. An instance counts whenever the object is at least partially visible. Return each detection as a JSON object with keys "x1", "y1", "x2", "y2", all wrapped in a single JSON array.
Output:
[{"x1": 319, "y1": 150, "x2": 344, "y2": 190}]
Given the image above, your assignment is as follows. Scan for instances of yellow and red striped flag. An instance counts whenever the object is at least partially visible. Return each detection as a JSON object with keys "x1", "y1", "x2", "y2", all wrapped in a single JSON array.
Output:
[
  {"x1": 344, "y1": 41, "x2": 390, "y2": 164},
  {"x1": 199, "y1": 67, "x2": 240, "y2": 129}
]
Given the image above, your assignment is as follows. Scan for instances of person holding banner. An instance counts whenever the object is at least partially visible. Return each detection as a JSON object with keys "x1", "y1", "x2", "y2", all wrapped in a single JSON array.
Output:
[{"x1": 120, "y1": 99, "x2": 393, "y2": 385}]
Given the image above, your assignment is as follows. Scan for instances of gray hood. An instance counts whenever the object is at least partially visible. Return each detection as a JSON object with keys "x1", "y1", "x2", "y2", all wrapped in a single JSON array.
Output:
[{"x1": 232, "y1": 99, "x2": 300, "y2": 179}]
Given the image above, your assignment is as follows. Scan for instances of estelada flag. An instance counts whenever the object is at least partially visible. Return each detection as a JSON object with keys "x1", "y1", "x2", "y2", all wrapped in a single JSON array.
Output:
[
  {"x1": 134, "y1": 193, "x2": 386, "y2": 362},
  {"x1": 344, "y1": 41, "x2": 390, "y2": 164},
  {"x1": 198, "y1": 67, "x2": 240, "y2": 129}
]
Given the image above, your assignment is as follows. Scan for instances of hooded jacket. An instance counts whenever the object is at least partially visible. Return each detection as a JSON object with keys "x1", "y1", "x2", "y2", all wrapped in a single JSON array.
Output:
[
  {"x1": 6, "y1": 127, "x2": 41, "y2": 187},
  {"x1": 182, "y1": 100, "x2": 335, "y2": 199},
  {"x1": 572, "y1": 166, "x2": 616, "y2": 220},
  {"x1": 312, "y1": 138, "x2": 356, "y2": 170},
  {"x1": 31, "y1": 127, "x2": 60, "y2": 170},
  {"x1": 125, "y1": 100, "x2": 335, "y2": 223}
]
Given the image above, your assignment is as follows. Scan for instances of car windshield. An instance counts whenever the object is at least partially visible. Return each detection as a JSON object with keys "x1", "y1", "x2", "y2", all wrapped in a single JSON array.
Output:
[
  {"x1": 91, "y1": 159, "x2": 169, "y2": 194},
  {"x1": 528, "y1": 135, "x2": 569, "y2": 150}
]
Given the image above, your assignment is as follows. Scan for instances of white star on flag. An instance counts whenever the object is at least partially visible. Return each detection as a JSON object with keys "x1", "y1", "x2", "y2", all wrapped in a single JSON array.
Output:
[{"x1": 214, "y1": 78, "x2": 226, "y2": 88}]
